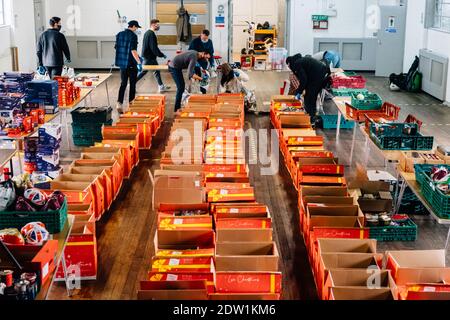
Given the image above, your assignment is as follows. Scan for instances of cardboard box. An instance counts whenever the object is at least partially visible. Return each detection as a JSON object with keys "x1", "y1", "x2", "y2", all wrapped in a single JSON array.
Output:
[
  {"x1": 207, "y1": 188, "x2": 255, "y2": 203},
  {"x1": 118, "y1": 117, "x2": 153, "y2": 149},
  {"x1": 100, "y1": 136, "x2": 139, "y2": 169},
  {"x1": 95, "y1": 141, "x2": 136, "y2": 175},
  {"x1": 216, "y1": 218, "x2": 272, "y2": 229},
  {"x1": 323, "y1": 269, "x2": 395, "y2": 300},
  {"x1": 386, "y1": 250, "x2": 448, "y2": 284},
  {"x1": 156, "y1": 229, "x2": 215, "y2": 250},
  {"x1": 71, "y1": 159, "x2": 122, "y2": 198},
  {"x1": 329, "y1": 287, "x2": 395, "y2": 300},
  {"x1": 400, "y1": 151, "x2": 444, "y2": 173},
  {"x1": 138, "y1": 281, "x2": 208, "y2": 300},
  {"x1": 54, "y1": 174, "x2": 105, "y2": 219},
  {"x1": 317, "y1": 253, "x2": 382, "y2": 297},
  {"x1": 157, "y1": 203, "x2": 209, "y2": 217},
  {"x1": 317, "y1": 238, "x2": 377, "y2": 255},
  {"x1": 209, "y1": 293, "x2": 280, "y2": 300},
  {"x1": 348, "y1": 180, "x2": 393, "y2": 213},
  {"x1": 216, "y1": 229, "x2": 273, "y2": 243},
  {"x1": 68, "y1": 203, "x2": 94, "y2": 217},
  {"x1": 158, "y1": 217, "x2": 212, "y2": 230},
  {"x1": 155, "y1": 249, "x2": 215, "y2": 258},
  {"x1": 148, "y1": 272, "x2": 214, "y2": 294},
  {"x1": 68, "y1": 167, "x2": 113, "y2": 209},
  {"x1": 215, "y1": 272, "x2": 282, "y2": 294},
  {"x1": 154, "y1": 177, "x2": 205, "y2": 210},
  {"x1": 48, "y1": 181, "x2": 93, "y2": 205},
  {"x1": 56, "y1": 216, "x2": 97, "y2": 280},
  {"x1": 6, "y1": 240, "x2": 58, "y2": 285},
  {"x1": 300, "y1": 186, "x2": 348, "y2": 198},
  {"x1": 215, "y1": 242, "x2": 279, "y2": 272},
  {"x1": 151, "y1": 257, "x2": 215, "y2": 273}
]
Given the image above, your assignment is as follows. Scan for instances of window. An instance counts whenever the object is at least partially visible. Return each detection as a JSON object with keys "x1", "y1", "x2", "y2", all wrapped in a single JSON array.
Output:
[
  {"x1": 432, "y1": 0, "x2": 450, "y2": 32},
  {"x1": 0, "y1": 0, "x2": 5, "y2": 25}
]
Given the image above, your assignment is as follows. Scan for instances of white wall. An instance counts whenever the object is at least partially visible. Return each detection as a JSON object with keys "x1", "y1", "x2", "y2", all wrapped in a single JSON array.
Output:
[
  {"x1": 288, "y1": 0, "x2": 403, "y2": 56},
  {"x1": 404, "y1": 0, "x2": 450, "y2": 103},
  {"x1": 0, "y1": 26, "x2": 12, "y2": 72},
  {"x1": 10, "y1": 0, "x2": 37, "y2": 71}
]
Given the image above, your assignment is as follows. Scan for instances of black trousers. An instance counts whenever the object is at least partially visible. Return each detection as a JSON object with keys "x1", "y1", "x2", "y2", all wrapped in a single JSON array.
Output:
[
  {"x1": 45, "y1": 66, "x2": 63, "y2": 79},
  {"x1": 137, "y1": 58, "x2": 164, "y2": 86},
  {"x1": 118, "y1": 66, "x2": 138, "y2": 104},
  {"x1": 304, "y1": 85, "x2": 323, "y2": 117}
]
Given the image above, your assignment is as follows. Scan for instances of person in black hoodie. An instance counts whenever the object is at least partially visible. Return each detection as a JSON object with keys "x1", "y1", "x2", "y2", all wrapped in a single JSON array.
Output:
[
  {"x1": 138, "y1": 19, "x2": 171, "y2": 93},
  {"x1": 286, "y1": 54, "x2": 331, "y2": 118},
  {"x1": 36, "y1": 17, "x2": 71, "y2": 79}
]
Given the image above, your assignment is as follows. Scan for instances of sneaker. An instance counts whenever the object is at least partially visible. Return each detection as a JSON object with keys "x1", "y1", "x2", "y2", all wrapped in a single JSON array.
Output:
[
  {"x1": 116, "y1": 102, "x2": 124, "y2": 114},
  {"x1": 158, "y1": 85, "x2": 171, "y2": 93}
]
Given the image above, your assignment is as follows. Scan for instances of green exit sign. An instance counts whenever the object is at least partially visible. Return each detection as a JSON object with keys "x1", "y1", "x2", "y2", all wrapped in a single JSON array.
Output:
[{"x1": 312, "y1": 15, "x2": 329, "y2": 21}]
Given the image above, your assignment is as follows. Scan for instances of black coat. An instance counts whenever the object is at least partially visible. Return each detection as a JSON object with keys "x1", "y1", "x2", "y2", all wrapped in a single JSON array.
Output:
[
  {"x1": 37, "y1": 29, "x2": 71, "y2": 67},
  {"x1": 142, "y1": 30, "x2": 165, "y2": 61},
  {"x1": 288, "y1": 54, "x2": 330, "y2": 95}
]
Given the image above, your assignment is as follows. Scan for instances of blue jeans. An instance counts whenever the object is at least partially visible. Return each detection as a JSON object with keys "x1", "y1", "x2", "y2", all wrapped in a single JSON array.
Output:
[{"x1": 169, "y1": 66, "x2": 185, "y2": 111}]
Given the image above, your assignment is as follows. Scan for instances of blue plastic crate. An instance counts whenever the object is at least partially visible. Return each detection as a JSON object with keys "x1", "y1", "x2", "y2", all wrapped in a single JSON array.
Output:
[{"x1": 321, "y1": 114, "x2": 355, "y2": 129}]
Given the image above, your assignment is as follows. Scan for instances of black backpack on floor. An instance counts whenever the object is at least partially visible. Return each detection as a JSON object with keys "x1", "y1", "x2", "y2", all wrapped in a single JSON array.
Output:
[{"x1": 389, "y1": 56, "x2": 421, "y2": 92}]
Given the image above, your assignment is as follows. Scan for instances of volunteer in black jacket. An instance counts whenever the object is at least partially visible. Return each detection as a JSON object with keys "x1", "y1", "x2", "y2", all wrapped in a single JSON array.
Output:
[
  {"x1": 36, "y1": 17, "x2": 71, "y2": 79},
  {"x1": 138, "y1": 19, "x2": 170, "y2": 93},
  {"x1": 286, "y1": 54, "x2": 331, "y2": 118}
]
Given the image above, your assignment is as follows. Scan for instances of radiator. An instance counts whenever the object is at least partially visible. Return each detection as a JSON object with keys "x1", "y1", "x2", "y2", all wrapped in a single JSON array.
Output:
[{"x1": 419, "y1": 49, "x2": 449, "y2": 101}]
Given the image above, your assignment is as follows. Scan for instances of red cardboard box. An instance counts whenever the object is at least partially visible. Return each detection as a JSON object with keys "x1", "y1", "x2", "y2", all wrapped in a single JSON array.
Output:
[
  {"x1": 151, "y1": 257, "x2": 214, "y2": 273},
  {"x1": 148, "y1": 272, "x2": 215, "y2": 294},
  {"x1": 215, "y1": 272, "x2": 282, "y2": 294},
  {"x1": 6, "y1": 240, "x2": 58, "y2": 285},
  {"x1": 138, "y1": 280, "x2": 208, "y2": 300}
]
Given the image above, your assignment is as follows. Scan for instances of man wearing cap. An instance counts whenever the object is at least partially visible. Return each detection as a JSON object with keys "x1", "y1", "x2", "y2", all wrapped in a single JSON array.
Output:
[{"x1": 115, "y1": 20, "x2": 143, "y2": 113}]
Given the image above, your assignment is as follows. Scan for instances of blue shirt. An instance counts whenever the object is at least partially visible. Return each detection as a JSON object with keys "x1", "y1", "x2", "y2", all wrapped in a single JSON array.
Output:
[
  {"x1": 115, "y1": 29, "x2": 138, "y2": 69},
  {"x1": 189, "y1": 37, "x2": 215, "y2": 69}
]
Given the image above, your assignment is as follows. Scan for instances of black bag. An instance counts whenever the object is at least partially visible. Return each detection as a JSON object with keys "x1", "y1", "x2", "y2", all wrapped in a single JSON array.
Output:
[{"x1": 389, "y1": 56, "x2": 420, "y2": 91}]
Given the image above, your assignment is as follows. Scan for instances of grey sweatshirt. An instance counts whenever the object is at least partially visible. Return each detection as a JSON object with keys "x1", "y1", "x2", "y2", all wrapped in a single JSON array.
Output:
[{"x1": 169, "y1": 50, "x2": 198, "y2": 79}]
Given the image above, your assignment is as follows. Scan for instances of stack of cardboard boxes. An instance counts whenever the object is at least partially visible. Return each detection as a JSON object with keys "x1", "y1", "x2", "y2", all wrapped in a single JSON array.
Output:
[
  {"x1": 46, "y1": 94, "x2": 163, "y2": 281},
  {"x1": 140, "y1": 94, "x2": 282, "y2": 300},
  {"x1": 270, "y1": 95, "x2": 450, "y2": 300}
]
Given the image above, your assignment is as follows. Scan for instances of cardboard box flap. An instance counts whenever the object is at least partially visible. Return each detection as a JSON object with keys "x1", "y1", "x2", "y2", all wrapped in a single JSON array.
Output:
[
  {"x1": 321, "y1": 253, "x2": 380, "y2": 269},
  {"x1": 387, "y1": 250, "x2": 446, "y2": 269},
  {"x1": 318, "y1": 239, "x2": 377, "y2": 254},
  {"x1": 330, "y1": 287, "x2": 394, "y2": 300},
  {"x1": 216, "y1": 242, "x2": 277, "y2": 256},
  {"x1": 301, "y1": 186, "x2": 348, "y2": 197}
]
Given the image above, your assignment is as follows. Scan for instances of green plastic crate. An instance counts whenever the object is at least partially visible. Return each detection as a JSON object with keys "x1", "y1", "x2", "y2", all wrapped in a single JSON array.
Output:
[
  {"x1": 332, "y1": 88, "x2": 369, "y2": 97},
  {"x1": 414, "y1": 164, "x2": 450, "y2": 219},
  {"x1": 371, "y1": 133, "x2": 434, "y2": 151},
  {"x1": 0, "y1": 200, "x2": 68, "y2": 234},
  {"x1": 344, "y1": 71, "x2": 358, "y2": 77},
  {"x1": 369, "y1": 218, "x2": 418, "y2": 242},
  {"x1": 350, "y1": 92, "x2": 383, "y2": 110},
  {"x1": 321, "y1": 115, "x2": 355, "y2": 129}
]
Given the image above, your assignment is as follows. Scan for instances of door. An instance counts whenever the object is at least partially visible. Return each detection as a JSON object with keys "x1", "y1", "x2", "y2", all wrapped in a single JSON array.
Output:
[
  {"x1": 34, "y1": 0, "x2": 46, "y2": 43},
  {"x1": 152, "y1": 0, "x2": 211, "y2": 60},
  {"x1": 375, "y1": 5, "x2": 407, "y2": 77}
]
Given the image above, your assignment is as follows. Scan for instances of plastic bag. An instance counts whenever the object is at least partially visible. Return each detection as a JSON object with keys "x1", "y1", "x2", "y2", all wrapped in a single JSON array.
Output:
[
  {"x1": 34, "y1": 72, "x2": 50, "y2": 81},
  {"x1": 0, "y1": 180, "x2": 16, "y2": 211}
]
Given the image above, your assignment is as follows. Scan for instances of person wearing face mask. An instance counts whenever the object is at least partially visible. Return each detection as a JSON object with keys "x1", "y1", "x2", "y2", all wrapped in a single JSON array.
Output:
[
  {"x1": 115, "y1": 20, "x2": 144, "y2": 114},
  {"x1": 188, "y1": 30, "x2": 215, "y2": 71},
  {"x1": 36, "y1": 17, "x2": 71, "y2": 79},
  {"x1": 138, "y1": 19, "x2": 171, "y2": 93}
]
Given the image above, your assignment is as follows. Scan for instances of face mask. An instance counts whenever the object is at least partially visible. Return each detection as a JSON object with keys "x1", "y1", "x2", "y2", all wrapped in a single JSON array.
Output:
[
  {"x1": 154, "y1": 26, "x2": 160, "y2": 31},
  {"x1": 201, "y1": 38, "x2": 208, "y2": 43},
  {"x1": 56, "y1": 25, "x2": 62, "y2": 31}
]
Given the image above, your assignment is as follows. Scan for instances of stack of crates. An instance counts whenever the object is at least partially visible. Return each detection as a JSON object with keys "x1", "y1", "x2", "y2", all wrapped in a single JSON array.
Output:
[{"x1": 71, "y1": 106, "x2": 113, "y2": 147}]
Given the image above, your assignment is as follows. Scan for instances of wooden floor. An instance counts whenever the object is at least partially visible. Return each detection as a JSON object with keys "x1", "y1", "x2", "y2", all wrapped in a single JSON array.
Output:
[{"x1": 49, "y1": 70, "x2": 450, "y2": 300}]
